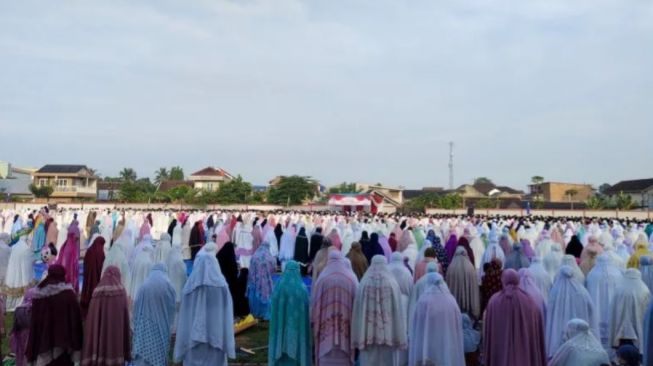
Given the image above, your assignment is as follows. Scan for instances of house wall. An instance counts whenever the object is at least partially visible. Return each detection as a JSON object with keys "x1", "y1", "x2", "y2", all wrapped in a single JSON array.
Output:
[
  {"x1": 543, "y1": 183, "x2": 593, "y2": 202},
  {"x1": 193, "y1": 181, "x2": 221, "y2": 191}
]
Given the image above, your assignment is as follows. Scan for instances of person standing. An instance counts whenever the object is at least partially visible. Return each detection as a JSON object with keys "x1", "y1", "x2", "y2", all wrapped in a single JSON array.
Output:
[
  {"x1": 81, "y1": 266, "x2": 131, "y2": 366},
  {"x1": 311, "y1": 251, "x2": 358, "y2": 365},
  {"x1": 269, "y1": 261, "x2": 311, "y2": 366},
  {"x1": 26, "y1": 265, "x2": 83, "y2": 366},
  {"x1": 174, "y1": 253, "x2": 235, "y2": 365},
  {"x1": 132, "y1": 264, "x2": 176, "y2": 366}
]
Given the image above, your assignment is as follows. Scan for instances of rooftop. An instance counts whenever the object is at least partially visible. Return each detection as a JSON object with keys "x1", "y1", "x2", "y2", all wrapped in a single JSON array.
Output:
[
  {"x1": 190, "y1": 167, "x2": 233, "y2": 178},
  {"x1": 605, "y1": 178, "x2": 653, "y2": 194},
  {"x1": 159, "y1": 180, "x2": 194, "y2": 191},
  {"x1": 36, "y1": 164, "x2": 90, "y2": 174}
]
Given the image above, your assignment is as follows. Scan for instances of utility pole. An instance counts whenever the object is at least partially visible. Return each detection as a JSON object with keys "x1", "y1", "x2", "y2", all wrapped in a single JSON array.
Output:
[{"x1": 448, "y1": 141, "x2": 454, "y2": 189}]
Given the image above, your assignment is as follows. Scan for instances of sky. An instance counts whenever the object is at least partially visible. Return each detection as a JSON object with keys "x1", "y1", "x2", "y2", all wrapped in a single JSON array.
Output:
[{"x1": 1, "y1": 0, "x2": 652, "y2": 190}]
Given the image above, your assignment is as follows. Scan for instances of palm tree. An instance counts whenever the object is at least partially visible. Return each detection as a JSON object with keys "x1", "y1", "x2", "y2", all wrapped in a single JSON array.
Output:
[
  {"x1": 119, "y1": 168, "x2": 137, "y2": 182},
  {"x1": 565, "y1": 189, "x2": 579, "y2": 209},
  {"x1": 154, "y1": 167, "x2": 169, "y2": 185},
  {"x1": 531, "y1": 176, "x2": 544, "y2": 185},
  {"x1": 531, "y1": 175, "x2": 545, "y2": 201}
]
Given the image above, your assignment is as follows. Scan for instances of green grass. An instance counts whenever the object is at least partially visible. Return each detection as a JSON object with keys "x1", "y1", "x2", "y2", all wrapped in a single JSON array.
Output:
[
  {"x1": 2, "y1": 313, "x2": 12, "y2": 357},
  {"x1": 233, "y1": 321, "x2": 269, "y2": 364},
  {"x1": 1, "y1": 312, "x2": 270, "y2": 365}
]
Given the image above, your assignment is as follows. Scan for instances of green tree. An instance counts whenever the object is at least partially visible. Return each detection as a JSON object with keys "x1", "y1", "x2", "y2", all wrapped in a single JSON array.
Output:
[
  {"x1": 615, "y1": 192, "x2": 635, "y2": 210},
  {"x1": 531, "y1": 176, "x2": 544, "y2": 185},
  {"x1": 267, "y1": 176, "x2": 317, "y2": 205},
  {"x1": 166, "y1": 185, "x2": 193, "y2": 203},
  {"x1": 328, "y1": 182, "x2": 360, "y2": 194},
  {"x1": 169, "y1": 166, "x2": 184, "y2": 181},
  {"x1": 598, "y1": 183, "x2": 612, "y2": 196},
  {"x1": 119, "y1": 168, "x2": 137, "y2": 182},
  {"x1": 565, "y1": 189, "x2": 579, "y2": 209},
  {"x1": 29, "y1": 183, "x2": 54, "y2": 199},
  {"x1": 440, "y1": 193, "x2": 463, "y2": 209},
  {"x1": 118, "y1": 179, "x2": 156, "y2": 202},
  {"x1": 154, "y1": 167, "x2": 169, "y2": 185},
  {"x1": 404, "y1": 193, "x2": 441, "y2": 212},
  {"x1": 474, "y1": 177, "x2": 494, "y2": 185},
  {"x1": 215, "y1": 176, "x2": 253, "y2": 204},
  {"x1": 586, "y1": 196, "x2": 607, "y2": 210},
  {"x1": 476, "y1": 198, "x2": 495, "y2": 209},
  {"x1": 250, "y1": 190, "x2": 267, "y2": 203}
]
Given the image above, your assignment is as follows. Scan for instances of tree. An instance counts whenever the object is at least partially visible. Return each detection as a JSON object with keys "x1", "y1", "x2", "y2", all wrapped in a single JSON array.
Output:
[
  {"x1": 565, "y1": 189, "x2": 579, "y2": 209},
  {"x1": 531, "y1": 176, "x2": 544, "y2": 185},
  {"x1": 119, "y1": 168, "x2": 137, "y2": 182},
  {"x1": 404, "y1": 193, "x2": 442, "y2": 212},
  {"x1": 118, "y1": 179, "x2": 156, "y2": 202},
  {"x1": 214, "y1": 176, "x2": 253, "y2": 204},
  {"x1": 476, "y1": 198, "x2": 495, "y2": 209},
  {"x1": 586, "y1": 196, "x2": 607, "y2": 210},
  {"x1": 615, "y1": 192, "x2": 635, "y2": 210},
  {"x1": 531, "y1": 175, "x2": 545, "y2": 202},
  {"x1": 474, "y1": 177, "x2": 494, "y2": 185},
  {"x1": 328, "y1": 182, "x2": 360, "y2": 194},
  {"x1": 29, "y1": 183, "x2": 54, "y2": 199},
  {"x1": 169, "y1": 166, "x2": 184, "y2": 181},
  {"x1": 267, "y1": 176, "x2": 317, "y2": 205},
  {"x1": 598, "y1": 183, "x2": 612, "y2": 196},
  {"x1": 154, "y1": 167, "x2": 169, "y2": 185},
  {"x1": 440, "y1": 193, "x2": 463, "y2": 209}
]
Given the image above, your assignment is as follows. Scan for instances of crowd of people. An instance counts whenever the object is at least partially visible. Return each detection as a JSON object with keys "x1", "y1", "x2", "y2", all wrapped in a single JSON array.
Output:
[{"x1": 1, "y1": 207, "x2": 653, "y2": 365}]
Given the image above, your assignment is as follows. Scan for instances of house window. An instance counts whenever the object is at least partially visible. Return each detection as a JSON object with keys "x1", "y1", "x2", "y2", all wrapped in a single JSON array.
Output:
[
  {"x1": 57, "y1": 179, "x2": 67, "y2": 187},
  {"x1": 206, "y1": 183, "x2": 214, "y2": 190},
  {"x1": 39, "y1": 178, "x2": 48, "y2": 186}
]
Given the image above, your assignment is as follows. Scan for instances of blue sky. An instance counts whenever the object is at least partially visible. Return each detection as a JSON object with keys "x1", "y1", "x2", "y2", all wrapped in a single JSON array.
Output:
[{"x1": 1, "y1": 0, "x2": 652, "y2": 189}]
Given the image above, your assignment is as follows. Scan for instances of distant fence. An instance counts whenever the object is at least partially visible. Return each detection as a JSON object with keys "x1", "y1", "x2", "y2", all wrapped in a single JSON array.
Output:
[
  {"x1": 426, "y1": 208, "x2": 652, "y2": 220},
  {"x1": 0, "y1": 202, "x2": 332, "y2": 212}
]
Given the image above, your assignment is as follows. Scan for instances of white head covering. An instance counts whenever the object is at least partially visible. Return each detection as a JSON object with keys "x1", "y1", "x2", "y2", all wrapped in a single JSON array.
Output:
[
  {"x1": 543, "y1": 243, "x2": 564, "y2": 281},
  {"x1": 352, "y1": 255, "x2": 407, "y2": 354},
  {"x1": 409, "y1": 273, "x2": 465, "y2": 366},
  {"x1": 558, "y1": 255, "x2": 585, "y2": 284},
  {"x1": 608, "y1": 268, "x2": 652, "y2": 349},
  {"x1": 153, "y1": 232, "x2": 172, "y2": 264},
  {"x1": 548, "y1": 319, "x2": 610, "y2": 366},
  {"x1": 586, "y1": 254, "x2": 624, "y2": 350},
  {"x1": 546, "y1": 265, "x2": 599, "y2": 357},
  {"x1": 528, "y1": 257, "x2": 553, "y2": 301},
  {"x1": 128, "y1": 245, "x2": 154, "y2": 301}
]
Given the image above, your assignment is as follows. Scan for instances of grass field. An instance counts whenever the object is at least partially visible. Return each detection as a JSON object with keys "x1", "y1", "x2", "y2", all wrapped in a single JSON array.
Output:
[{"x1": 0, "y1": 312, "x2": 270, "y2": 365}]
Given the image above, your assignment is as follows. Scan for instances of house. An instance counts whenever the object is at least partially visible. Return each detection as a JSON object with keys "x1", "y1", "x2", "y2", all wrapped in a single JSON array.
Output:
[
  {"x1": 0, "y1": 162, "x2": 36, "y2": 200},
  {"x1": 189, "y1": 167, "x2": 234, "y2": 191},
  {"x1": 455, "y1": 182, "x2": 524, "y2": 199},
  {"x1": 355, "y1": 183, "x2": 404, "y2": 206},
  {"x1": 32, "y1": 165, "x2": 97, "y2": 201},
  {"x1": 97, "y1": 181, "x2": 122, "y2": 201},
  {"x1": 605, "y1": 178, "x2": 653, "y2": 209},
  {"x1": 528, "y1": 182, "x2": 594, "y2": 203}
]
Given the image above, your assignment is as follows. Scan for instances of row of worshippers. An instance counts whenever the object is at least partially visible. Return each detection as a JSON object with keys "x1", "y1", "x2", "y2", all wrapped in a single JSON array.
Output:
[
  {"x1": 4, "y1": 207, "x2": 653, "y2": 269},
  {"x1": 5, "y1": 243, "x2": 236, "y2": 366},
  {"x1": 267, "y1": 247, "x2": 653, "y2": 366},
  {"x1": 249, "y1": 225, "x2": 653, "y2": 366}
]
